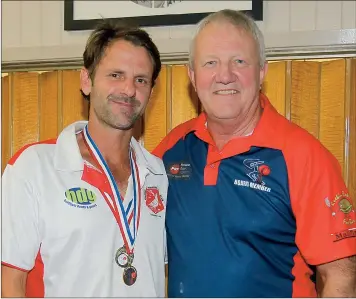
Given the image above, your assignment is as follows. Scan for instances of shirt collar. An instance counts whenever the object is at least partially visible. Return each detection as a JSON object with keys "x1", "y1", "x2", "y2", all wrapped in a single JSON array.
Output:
[
  {"x1": 182, "y1": 93, "x2": 284, "y2": 149},
  {"x1": 54, "y1": 121, "x2": 164, "y2": 175}
]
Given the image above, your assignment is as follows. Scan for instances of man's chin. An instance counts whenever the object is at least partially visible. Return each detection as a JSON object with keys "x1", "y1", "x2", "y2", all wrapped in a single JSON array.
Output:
[
  {"x1": 101, "y1": 118, "x2": 136, "y2": 131},
  {"x1": 209, "y1": 111, "x2": 241, "y2": 120},
  {"x1": 113, "y1": 122, "x2": 136, "y2": 130}
]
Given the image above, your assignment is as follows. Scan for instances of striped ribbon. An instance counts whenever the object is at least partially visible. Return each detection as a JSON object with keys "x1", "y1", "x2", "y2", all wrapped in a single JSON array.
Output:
[{"x1": 82, "y1": 125, "x2": 141, "y2": 253}]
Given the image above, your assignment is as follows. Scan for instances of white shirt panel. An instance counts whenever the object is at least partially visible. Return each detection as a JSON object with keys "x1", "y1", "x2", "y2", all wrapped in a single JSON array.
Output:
[{"x1": 1, "y1": 121, "x2": 168, "y2": 297}]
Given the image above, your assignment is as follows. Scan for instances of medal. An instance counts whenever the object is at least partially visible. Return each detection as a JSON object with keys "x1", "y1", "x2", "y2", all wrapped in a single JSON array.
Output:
[
  {"x1": 123, "y1": 266, "x2": 137, "y2": 286},
  {"x1": 115, "y1": 246, "x2": 134, "y2": 268},
  {"x1": 82, "y1": 125, "x2": 142, "y2": 286}
]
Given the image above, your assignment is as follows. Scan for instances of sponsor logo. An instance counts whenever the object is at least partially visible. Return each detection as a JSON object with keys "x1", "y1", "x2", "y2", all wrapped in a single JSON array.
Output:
[
  {"x1": 234, "y1": 158, "x2": 271, "y2": 192},
  {"x1": 145, "y1": 187, "x2": 164, "y2": 215},
  {"x1": 333, "y1": 228, "x2": 356, "y2": 242},
  {"x1": 169, "y1": 164, "x2": 181, "y2": 175},
  {"x1": 166, "y1": 162, "x2": 191, "y2": 179},
  {"x1": 64, "y1": 187, "x2": 97, "y2": 209}
]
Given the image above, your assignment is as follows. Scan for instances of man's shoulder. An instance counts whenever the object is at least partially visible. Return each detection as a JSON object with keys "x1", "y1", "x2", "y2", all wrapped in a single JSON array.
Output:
[
  {"x1": 132, "y1": 139, "x2": 167, "y2": 175},
  {"x1": 275, "y1": 116, "x2": 340, "y2": 170},
  {"x1": 152, "y1": 117, "x2": 198, "y2": 158},
  {"x1": 7, "y1": 139, "x2": 57, "y2": 168}
]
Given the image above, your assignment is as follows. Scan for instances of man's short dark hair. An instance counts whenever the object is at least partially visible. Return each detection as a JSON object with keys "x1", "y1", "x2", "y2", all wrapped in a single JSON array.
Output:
[{"x1": 81, "y1": 19, "x2": 161, "y2": 101}]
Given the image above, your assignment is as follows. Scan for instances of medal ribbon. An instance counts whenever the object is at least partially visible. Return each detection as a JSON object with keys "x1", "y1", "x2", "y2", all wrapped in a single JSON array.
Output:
[{"x1": 82, "y1": 125, "x2": 141, "y2": 253}]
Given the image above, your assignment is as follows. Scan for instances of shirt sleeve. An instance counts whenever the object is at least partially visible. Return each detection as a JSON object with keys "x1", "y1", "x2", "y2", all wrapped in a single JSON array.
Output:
[
  {"x1": 1, "y1": 162, "x2": 41, "y2": 271},
  {"x1": 288, "y1": 140, "x2": 356, "y2": 266}
]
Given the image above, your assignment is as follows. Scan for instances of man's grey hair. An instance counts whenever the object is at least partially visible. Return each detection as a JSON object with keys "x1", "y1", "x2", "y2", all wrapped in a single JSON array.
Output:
[{"x1": 188, "y1": 9, "x2": 265, "y2": 69}]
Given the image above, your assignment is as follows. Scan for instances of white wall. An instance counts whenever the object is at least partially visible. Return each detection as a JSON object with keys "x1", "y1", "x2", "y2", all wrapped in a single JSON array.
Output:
[{"x1": 2, "y1": 1, "x2": 356, "y2": 63}]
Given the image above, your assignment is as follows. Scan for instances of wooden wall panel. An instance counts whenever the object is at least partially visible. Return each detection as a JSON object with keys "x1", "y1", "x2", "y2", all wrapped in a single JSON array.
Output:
[
  {"x1": 61, "y1": 70, "x2": 89, "y2": 130},
  {"x1": 132, "y1": 115, "x2": 143, "y2": 142},
  {"x1": 290, "y1": 61, "x2": 320, "y2": 138},
  {"x1": 1, "y1": 58, "x2": 355, "y2": 194},
  {"x1": 319, "y1": 59, "x2": 346, "y2": 171},
  {"x1": 12, "y1": 72, "x2": 39, "y2": 153},
  {"x1": 346, "y1": 59, "x2": 356, "y2": 205},
  {"x1": 262, "y1": 61, "x2": 287, "y2": 116},
  {"x1": 39, "y1": 72, "x2": 59, "y2": 140},
  {"x1": 171, "y1": 65, "x2": 199, "y2": 130},
  {"x1": 2, "y1": 75, "x2": 12, "y2": 172},
  {"x1": 143, "y1": 66, "x2": 167, "y2": 152}
]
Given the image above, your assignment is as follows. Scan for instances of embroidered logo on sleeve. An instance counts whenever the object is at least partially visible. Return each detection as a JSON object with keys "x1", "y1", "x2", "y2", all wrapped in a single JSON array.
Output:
[
  {"x1": 332, "y1": 229, "x2": 356, "y2": 242},
  {"x1": 325, "y1": 191, "x2": 356, "y2": 241}
]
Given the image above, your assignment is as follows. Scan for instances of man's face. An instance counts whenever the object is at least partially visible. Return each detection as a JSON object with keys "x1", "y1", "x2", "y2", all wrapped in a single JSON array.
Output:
[
  {"x1": 81, "y1": 39, "x2": 154, "y2": 130},
  {"x1": 189, "y1": 21, "x2": 267, "y2": 122}
]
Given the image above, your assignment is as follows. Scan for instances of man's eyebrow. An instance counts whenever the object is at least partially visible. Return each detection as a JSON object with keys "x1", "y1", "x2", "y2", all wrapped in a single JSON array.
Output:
[
  {"x1": 107, "y1": 69, "x2": 125, "y2": 74},
  {"x1": 135, "y1": 73, "x2": 151, "y2": 79}
]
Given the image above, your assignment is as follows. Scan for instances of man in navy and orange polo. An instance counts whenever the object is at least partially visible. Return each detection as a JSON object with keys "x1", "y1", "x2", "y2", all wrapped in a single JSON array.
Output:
[{"x1": 153, "y1": 9, "x2": 356, "y2": 298}]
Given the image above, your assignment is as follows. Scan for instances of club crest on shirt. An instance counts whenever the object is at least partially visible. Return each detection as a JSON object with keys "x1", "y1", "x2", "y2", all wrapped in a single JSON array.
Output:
[
  {"x1": 234, "y1": 158, "x2": 272, "y2": 193},
  {"x1": 243, "y1": 159, "x2": 271, "y2": 185},
  {"x1": 145, "y1": 187, "x2": 164, "y2": 215}
]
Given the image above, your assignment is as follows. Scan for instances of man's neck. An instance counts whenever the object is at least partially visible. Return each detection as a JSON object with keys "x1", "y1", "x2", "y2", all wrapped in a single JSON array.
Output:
[
  {"x1": 81, "y1": 118, "x2": 133, "y2": 168},
  {"x1": 207, "y1": 103, "x2": 262, "y2": 150}
]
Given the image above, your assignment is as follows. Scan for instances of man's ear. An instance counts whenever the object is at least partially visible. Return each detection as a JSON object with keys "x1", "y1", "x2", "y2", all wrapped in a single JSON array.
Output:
[
  {"x1": 187, "y1": 65, "x2": 197, "y2": 92},
  {"x1": 80, "y1": 68, "x2": 92, "y2": 96},
  {"x1": 259, "y1": 62, "x2": 268, "y2": 84}
]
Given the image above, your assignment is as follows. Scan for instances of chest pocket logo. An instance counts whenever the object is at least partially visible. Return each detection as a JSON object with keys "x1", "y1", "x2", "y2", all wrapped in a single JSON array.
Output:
[
  {"x1": 145, "y1": 187, "x2": 164, "y2": 215},
  {"x1": 64, "y1": 187, "x2": 97, "y2": 209}
]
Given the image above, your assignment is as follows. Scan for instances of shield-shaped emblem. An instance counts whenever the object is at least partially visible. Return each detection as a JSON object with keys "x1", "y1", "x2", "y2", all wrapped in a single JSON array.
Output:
[{"x1": 145, "y1": 187, "x2": 164, "y2": 214}]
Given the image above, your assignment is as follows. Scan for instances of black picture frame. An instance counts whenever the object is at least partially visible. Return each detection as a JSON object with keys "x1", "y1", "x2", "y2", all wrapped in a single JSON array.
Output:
[{"x1": 64, "y1": 1, "x2": 263, "y2": 31}]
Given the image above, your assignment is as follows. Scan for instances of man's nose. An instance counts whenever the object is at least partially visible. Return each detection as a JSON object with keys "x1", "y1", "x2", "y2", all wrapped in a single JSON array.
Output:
[
  {"x1": 121, "y1": 78, "x2": 136, "y2": 98},
  {"x1": 215, "y1": 64, "x2": 235, "y2": 84}
]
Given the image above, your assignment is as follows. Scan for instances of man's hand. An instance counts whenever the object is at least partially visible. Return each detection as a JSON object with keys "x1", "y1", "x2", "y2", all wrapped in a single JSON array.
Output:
[
  {"x1": 316, "y1": 255, "x2": 356, "y2": 297},
  {"x1": 1, "y1": 265, "x2": 27, "y2": 298}
]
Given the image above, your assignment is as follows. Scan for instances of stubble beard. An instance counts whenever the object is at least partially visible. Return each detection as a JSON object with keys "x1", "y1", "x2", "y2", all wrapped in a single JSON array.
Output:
[{"x1": 95, "y1": 103, "x2": 143, "y2": 130}]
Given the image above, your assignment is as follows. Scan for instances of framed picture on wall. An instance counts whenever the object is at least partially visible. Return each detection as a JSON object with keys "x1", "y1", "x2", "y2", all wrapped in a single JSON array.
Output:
[{"x1": 64, "y1": 0, "x2": 263, "y2": 31}]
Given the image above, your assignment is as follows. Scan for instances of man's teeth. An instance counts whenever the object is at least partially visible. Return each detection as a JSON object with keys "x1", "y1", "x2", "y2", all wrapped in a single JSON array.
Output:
[{"x1": 215, "y1": 90, "x2": 238, "y2": 95}]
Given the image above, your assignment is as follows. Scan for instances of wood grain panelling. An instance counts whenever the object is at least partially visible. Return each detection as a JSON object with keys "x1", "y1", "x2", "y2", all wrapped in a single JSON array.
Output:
[
  {"x1": 39, "y1": 72, "x2": 59, "y2": 140},
  {"x1": 2, "y1": 75, "x2": 12, "y2": 172},
  {"x1": 319, "y1": 59, "x2": 346, "y2": 170},
  {"x1": 346, "y1": 59, "x2": 356, "y2": 205},
  {"x1": 132, "y1": 116, "x2": 143, "y2": 142},
  {"x1": 143, "y1": 66, "x2": 167, "y2": 152},
  {"x1": 262, "y1": 61, "x2": 287, "y2": 116},
  {"x1": 61, "y1": 70, "x2": 89, "y2": 130},
  {"x1": 2, "y1": 59, "x2": 355, "y2": 199},
  {"x1": 171, "y1": 65, "x2": 199, "y2": 130},
  {"x1": 290, "y1": 61, "x2": 320, "y2": 138},
  {"x1": 12, "y1": 72, "x2": 40, "y2": 154}
]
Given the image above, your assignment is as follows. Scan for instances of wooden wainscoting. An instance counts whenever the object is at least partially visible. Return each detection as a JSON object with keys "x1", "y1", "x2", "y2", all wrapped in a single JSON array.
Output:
[{"x1": 2, "y1": 58, "x2": 356, "y2": 203}]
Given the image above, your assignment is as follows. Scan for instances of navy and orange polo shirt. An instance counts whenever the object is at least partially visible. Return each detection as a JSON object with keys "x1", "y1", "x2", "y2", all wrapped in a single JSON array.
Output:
[{"x1": 153, "y1": 93, "x2": 356, "y2": 298}]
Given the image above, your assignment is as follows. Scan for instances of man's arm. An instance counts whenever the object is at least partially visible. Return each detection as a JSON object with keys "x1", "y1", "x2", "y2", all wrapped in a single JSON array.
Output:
[
  {"x1": 316, "y1": 255, "x2": 356, "y2": 297},
  {"x1": 1, "y1": 265, "x2": 27, "y2": 297},
  {"x1": 165, "y1": 264, "x2": 168, "y2": 297}
]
